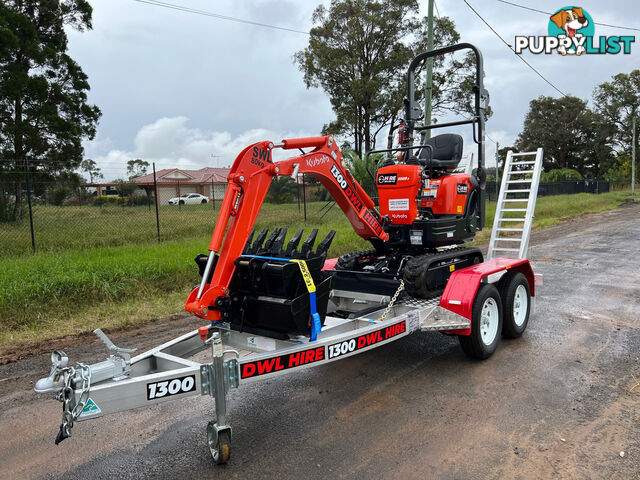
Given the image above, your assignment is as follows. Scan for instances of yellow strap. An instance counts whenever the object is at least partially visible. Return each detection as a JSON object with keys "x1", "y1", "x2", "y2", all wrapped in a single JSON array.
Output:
[{"x1": 291, "y1": 259, "x2": 316, "y2": 293}]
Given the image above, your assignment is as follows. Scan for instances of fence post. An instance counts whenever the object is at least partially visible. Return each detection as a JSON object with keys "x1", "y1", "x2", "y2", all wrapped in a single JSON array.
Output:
[
  {"x1": 177, "y1": 180, "x2": 181, "y2": 210},
  {"x1": 153, "y1": 163, "x2": 160, "y2": 242},
  {"x1": 24, "y1": 157, "x2": 36, "y2": 254},
  {"x1": 302, "y1": 174, "x2": 307, "y2": 223},
  {"x1": 211, "y1": 179, "x2": 215, "y2": 210}
]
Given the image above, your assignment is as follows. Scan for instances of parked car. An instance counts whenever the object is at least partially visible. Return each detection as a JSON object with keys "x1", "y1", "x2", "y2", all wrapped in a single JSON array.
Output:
[{"x1": 168, "y1": 193, "x2": 209, "y2": 205}]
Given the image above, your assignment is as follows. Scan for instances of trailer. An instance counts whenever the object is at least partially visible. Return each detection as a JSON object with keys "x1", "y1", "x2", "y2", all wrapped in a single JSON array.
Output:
[
  {"x1": 33, "y1": 142, "x2": 544, "y2": 465},
  {"x1": 34, "y1": 253, "x2": 540, "y2": 464},
  {"x1": 33, "y1": 43, "x2": 545, "y2": 464}
]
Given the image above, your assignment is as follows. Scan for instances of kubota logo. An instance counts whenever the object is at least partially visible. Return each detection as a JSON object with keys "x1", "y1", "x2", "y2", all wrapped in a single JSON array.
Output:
[{"x1": 514, "y1": 6, "x2": 634, "y2": 55}]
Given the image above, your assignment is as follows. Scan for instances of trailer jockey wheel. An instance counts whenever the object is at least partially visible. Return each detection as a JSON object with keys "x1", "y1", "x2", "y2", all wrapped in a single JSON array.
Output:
[
  {"x1": 459, "y1": 284, "x2": 503, "y2": 359},
  {"x1": 500, "y1": 272, "x2": 531, "y2": 339},
  {"x1": 207, "y1": 422, "x2": 231, "y2": 464}
]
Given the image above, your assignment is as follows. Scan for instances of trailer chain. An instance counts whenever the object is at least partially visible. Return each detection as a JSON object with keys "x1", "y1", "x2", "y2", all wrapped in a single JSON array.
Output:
[
  {"x1": 378, "y1": 280, "x2": 405, "y2": 321},
  {"x1": 55, "y1": 362, "x2": 91, "y2": 444}
]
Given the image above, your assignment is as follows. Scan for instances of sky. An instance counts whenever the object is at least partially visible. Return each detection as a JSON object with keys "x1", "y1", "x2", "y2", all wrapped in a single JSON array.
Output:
[{"x1": 66, "y1": 0, "x2": 640, "y2": 180}]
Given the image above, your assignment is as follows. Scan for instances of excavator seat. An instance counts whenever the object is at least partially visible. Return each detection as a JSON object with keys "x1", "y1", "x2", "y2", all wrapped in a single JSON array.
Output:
[{"x1": 418, "y1": 133, "x2": 463, "y2": 171}]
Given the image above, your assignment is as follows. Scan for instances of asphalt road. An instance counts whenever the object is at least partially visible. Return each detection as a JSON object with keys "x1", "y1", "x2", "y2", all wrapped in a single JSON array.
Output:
[{"x1": 1, "y1": 203, "x2": 639, "y2": 479}]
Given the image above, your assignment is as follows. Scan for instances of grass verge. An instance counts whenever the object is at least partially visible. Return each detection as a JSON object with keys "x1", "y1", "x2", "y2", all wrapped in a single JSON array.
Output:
[{"x1": 0, "y1": 192, "x2": 635, "y2": 349}]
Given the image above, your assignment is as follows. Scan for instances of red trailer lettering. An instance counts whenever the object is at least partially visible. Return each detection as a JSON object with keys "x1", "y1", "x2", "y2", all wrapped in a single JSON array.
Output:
[
  {"x1": 241, "y1": 346, "x2": 326, "y2": 379},
  {"x1": 256, "y1": 358, "x2": 277, "y2": 375},
  {"x1": 242, "y1": 363, "x2": 256, "y2": 378},
  {"x1": 288, "y1": 351, "x2": 302, "y2": 367}
]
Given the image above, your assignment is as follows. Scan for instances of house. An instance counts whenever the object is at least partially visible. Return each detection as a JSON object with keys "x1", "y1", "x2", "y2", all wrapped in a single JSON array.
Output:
[{"x1": 133, "y1": 167, "x2": 230, "y2": 205}]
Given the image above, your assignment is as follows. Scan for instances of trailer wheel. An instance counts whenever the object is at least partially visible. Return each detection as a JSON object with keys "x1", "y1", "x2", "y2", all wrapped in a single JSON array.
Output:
[
  {"x1": 459, "y1": 283, "x2": 502, "y2": 359},
  {"x1": 208, "y1": 422, "x2": 230, "y2": 464},
  {"x1": 500, "y1": 272, "x2": 530, "y2": 338}
]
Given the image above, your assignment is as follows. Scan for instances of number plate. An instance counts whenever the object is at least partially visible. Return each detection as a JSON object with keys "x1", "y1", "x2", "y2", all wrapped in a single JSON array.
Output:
[{"x1": 147, "y1": 375, "x2": 197, "y2": 400}]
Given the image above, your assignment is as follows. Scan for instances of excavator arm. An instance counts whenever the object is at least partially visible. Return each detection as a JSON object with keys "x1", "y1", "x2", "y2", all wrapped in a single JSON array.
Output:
[{"x1": 185, "y1": 135, "x2": 388, "y2": 321}]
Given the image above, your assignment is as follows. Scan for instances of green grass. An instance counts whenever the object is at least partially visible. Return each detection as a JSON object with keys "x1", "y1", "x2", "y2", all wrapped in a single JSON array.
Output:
[{"x1": 0, "y1": 192, "x2": 634, "y2": 348}]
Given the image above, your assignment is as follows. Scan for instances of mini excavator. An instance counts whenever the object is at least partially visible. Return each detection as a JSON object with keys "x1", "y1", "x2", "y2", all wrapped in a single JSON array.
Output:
[{"x1": 186, "y1": 43, "x2": 490, "y2": 340}]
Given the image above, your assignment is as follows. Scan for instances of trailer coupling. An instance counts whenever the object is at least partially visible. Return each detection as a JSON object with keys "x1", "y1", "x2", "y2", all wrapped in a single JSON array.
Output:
[
  {"x1": 33, "y1": 326, "x2": 240, "y2": 452},
  {"x1": 34, "y1": 329, "x2": 136, "y2": 443}
]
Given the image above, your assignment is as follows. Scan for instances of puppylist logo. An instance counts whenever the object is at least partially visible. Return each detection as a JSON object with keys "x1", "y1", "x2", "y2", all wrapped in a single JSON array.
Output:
[{"x1": 515, "y1": 7, "x2": 634, "y2": 56}]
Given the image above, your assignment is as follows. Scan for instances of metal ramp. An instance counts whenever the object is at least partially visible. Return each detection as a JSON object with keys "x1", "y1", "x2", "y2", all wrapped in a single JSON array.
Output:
[{"x1": 487, "y1": 148, "x2": 543, "y2": 260}]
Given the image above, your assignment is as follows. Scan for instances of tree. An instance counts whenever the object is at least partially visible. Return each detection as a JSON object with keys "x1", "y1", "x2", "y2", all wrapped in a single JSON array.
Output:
[
  {"x1": 126, "y1": 159, "x2": 149, "y2": 179},
  {"x1": 295, "y1": 0, "x2": 481, "y2": 157},
  {"x1": 80, "y1": 158, "x2": 102, "y2": 183},
  {"x1": 593, "y1": 70, "x2": 640, "y2": 182},
  {"x1": 514, "y1": 96, "x2": 614, "y2": 178},
  {"x1": 540, "y1": 168, "x2": 582, "y2": 182},
  {"x1": 0, "y1": 1, "x2": 101, "y2": 221},
  {"x1": 342, "y1": 149, "x2": 378, "y2": 195},
  {"x1": 266, "y1": 176, "x2": 297, "y2": 204},
  {"x1": 604, "y1": 154, "x2": 632, "y2": 183}
]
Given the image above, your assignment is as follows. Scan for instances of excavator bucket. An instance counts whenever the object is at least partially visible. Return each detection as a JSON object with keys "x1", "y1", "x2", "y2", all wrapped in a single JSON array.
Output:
[{"x1": 197, "y1": 229, "x2": 336, "y2": 339}]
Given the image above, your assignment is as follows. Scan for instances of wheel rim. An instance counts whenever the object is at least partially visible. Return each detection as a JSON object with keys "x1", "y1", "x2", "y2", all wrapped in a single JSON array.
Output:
[
  {"x1": 513, "y1": 284, "x2": 528, "y2": 327},
  {"x1": 480, "y1": 297, "x2": 499, "y2": 345}
]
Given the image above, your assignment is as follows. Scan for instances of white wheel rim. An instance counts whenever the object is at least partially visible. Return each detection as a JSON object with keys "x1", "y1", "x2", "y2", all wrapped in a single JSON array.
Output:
[
  {"x1": 480, "y1": 297, "x2": 499, "y2": 345},
  {"x1": 513, "y1": 284, "x2": 528, "y2": 327}
]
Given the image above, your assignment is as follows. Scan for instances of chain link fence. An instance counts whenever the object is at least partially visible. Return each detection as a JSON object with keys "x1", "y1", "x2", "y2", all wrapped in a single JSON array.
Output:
[
  {"x1": 484, "y1": 179, "x2": 611, "y2": 201},
  {"x1": 0, "y1": 162, "x2": 336, "y2": 257},
  {"x1": 0, "y1": 159, "x2": 616, "y2": 257}
]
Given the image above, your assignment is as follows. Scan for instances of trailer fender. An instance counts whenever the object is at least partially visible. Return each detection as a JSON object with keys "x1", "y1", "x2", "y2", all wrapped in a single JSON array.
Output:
[{"x1": 440, "y1": 257, "x2": 535, "y2": 336}]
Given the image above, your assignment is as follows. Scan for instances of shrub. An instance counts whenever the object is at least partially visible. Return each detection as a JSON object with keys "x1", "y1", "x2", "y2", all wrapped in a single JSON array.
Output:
[
  {"x1": 92, "y1": 195, "x2": 123, "y2": 206},
  {"x1": 62, "y1": 189, "x2": 94, "y2": 206},
  {"x1": 46, "y1": 185, "x2": 73, "y2": 205},
  {"x1": 604, "y1": 155, "x2": 632, "y2": 183},
  {"x1": 541, "y1": 168, "x2": 582, "y2": 182}
]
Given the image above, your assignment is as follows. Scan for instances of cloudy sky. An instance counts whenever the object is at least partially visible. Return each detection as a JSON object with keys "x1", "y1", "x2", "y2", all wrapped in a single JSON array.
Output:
[{"x1": 67, "y1": 0, "x2": 640, "y2": 179}]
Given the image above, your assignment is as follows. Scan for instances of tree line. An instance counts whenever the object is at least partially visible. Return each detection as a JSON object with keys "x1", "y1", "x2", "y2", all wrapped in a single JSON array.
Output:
[
  {"x1": 509, "y1": 71, "x2": 639, "y2": 182},
  {"x1": 1, "y1": 0, "x2": 638, "y2": 222}
]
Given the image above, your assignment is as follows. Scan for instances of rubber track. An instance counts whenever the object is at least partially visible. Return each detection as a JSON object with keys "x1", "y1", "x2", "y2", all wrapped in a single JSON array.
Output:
[
  {"x1": 402, "y1": 247, "x2": 482, "y2": 299},
  {"x1": 334, "y1": 249, "x2": 380, "y2": 271}
]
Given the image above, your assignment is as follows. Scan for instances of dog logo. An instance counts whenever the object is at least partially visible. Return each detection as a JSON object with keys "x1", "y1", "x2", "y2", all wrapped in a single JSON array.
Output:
[
  {"x1": 548, "y1": 7, "x2": 593, "y2": 55},
  {"x1": 514, "y1": 7, "x2": 634, "y2": 56}
]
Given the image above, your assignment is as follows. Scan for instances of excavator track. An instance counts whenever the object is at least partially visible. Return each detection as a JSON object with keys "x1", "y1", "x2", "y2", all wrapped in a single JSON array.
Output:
[
  {"x1": 334, "y1": 246, "x2": 483, "y2": 299},
  {"x1": 402, "y1": 247, "x2": 483, "y2": 298},
  {"x1": 334, "y1": 249, "x2": 381, "y2": 271}
]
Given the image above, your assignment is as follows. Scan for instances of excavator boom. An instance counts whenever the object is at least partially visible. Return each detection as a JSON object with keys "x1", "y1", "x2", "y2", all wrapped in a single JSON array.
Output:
[{"x1": 185, "y1": 135, "x2": 388, "y2": 321}]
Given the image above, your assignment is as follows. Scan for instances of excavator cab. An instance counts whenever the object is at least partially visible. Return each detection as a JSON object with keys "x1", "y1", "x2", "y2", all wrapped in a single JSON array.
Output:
[{"x1": 366, "y1": 43, "x2": 489, "y2": 252}]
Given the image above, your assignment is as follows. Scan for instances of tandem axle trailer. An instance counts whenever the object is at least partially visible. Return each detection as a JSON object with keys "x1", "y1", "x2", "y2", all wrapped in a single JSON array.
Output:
[{"x1": 35, "y1": 256, "x2": 538, "y2": 464}]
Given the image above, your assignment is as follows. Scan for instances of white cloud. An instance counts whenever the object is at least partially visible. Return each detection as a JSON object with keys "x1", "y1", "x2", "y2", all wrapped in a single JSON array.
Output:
[{"x1": 86, "y1": 116, "x2": 317, "y2": 179}]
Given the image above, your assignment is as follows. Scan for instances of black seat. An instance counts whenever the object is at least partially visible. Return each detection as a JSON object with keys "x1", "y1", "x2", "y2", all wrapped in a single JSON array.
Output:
[{"x1": 418, "y1": 133, "x2": 463, "y2": 171}]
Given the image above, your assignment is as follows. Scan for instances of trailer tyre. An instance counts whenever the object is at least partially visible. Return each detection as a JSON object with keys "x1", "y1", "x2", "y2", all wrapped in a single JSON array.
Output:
[
  {"x1": 208, "y1": 423, "x2": 230, "y2": 464},
  {"x1": 459, "y1": 283, "x2": 502, "y2": 359},
  {"x1": 500, "y1": 272, "x2": 530, "y2": 338}
]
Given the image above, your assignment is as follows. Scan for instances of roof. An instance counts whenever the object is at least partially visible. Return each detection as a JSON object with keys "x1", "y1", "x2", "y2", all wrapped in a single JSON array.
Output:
[{"x1": 133, "y1": 167, "x2": 230, "y2": 185}]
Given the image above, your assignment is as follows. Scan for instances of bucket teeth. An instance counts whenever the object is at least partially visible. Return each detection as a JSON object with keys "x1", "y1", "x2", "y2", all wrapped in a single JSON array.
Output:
[
  {"x1": 260, "y1": 228, "x2": 281, "y2": 254},
  {"x1": 300, "y1": 229, "x2": 318, "y2": 258},
  {"x1": 251, "y1": 229, "x2": 269, "y2": 254},
  {"x1": 269, "y1": 227, "x2": 288, "y2": 255},
  {"x1": 243, "y1": 229, "x2": 256, "y2": 254},
  {"x1": 285, "y1": 228, "x2": 304, "y2": 257},
  {"x1": 314, "y1": 230, "x2": 336, "y2": 257}
]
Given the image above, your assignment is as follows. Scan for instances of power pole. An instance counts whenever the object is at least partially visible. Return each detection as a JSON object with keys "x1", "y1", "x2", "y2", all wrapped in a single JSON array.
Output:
[
  {"x1": 495, "y1": 141, "x2": 499, "y2": 201},
  {"x1": 633, "y1": 115, "x2": 636, "y2": 196},
  {"x1": 423, "y1": 0, "x2": 435, "y2": 141}
]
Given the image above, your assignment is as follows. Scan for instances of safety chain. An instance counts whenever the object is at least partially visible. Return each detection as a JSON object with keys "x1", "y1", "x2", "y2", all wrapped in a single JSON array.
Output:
[
  {"x1": 378, "y1": 280, "x2": 405, "y2": 321},
  {"x1": 55, "y1": 362, "x2": 91, "y2": 444}
]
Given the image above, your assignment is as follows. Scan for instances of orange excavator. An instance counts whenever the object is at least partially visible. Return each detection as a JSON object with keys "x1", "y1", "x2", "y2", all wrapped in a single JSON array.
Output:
[{"x1": 186, "y1": 44, "x2": 489, "y2": 340}]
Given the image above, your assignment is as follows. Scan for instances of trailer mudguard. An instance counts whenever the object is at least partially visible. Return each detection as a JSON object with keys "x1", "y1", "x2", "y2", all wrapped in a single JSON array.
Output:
[{"x1": 439, "y1": 257, "x2": 535, "y2": 336}]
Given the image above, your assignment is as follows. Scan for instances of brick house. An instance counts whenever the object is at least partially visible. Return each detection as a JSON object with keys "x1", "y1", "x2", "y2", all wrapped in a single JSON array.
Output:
[{"x1": 133, "y1": 167, "x2": 230, "y2": 205}]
